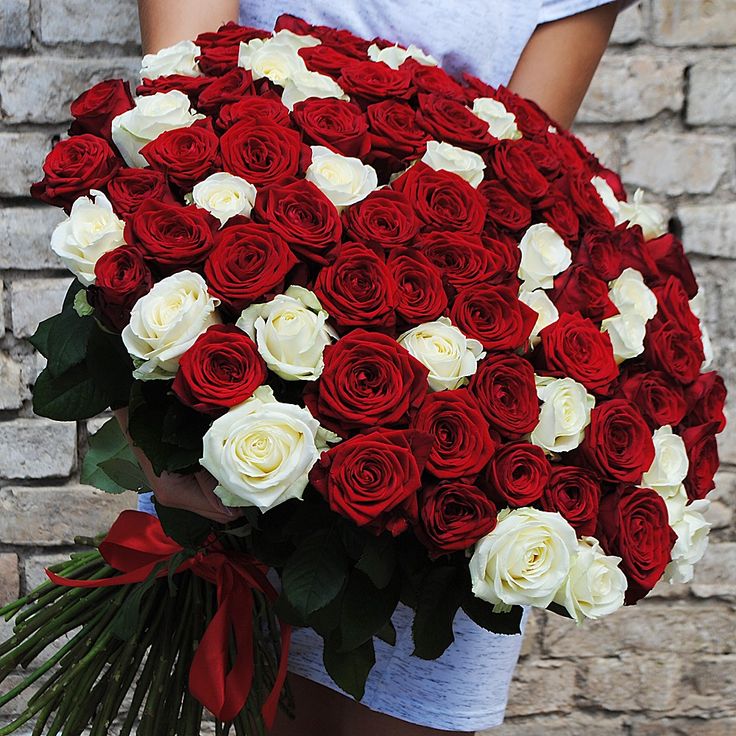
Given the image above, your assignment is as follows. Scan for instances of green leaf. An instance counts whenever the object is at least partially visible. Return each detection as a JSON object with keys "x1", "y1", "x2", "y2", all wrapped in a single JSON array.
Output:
[
  {"x1": 33, "y1": 363, "x2": 111, "y2": 420},
  {"x1": 29, "y1": 315, "x2": 54, "y2": 358},
  {"x1": 323, "y1": 636, "x2": 375, "y2": 701},
  {"x1": 82, "y1": 418, "x2": 144, "y2": 494},
  {"x1": 411, "y1": 566, "x2": 462, "y2": 660},
  {"x1": 62, "y1": 279, "x2": 84, "y2": 309},
  {"x1": 375, "y1": 620, "x2": 396, "y2": 646},
  {"x1": 282, "y1": 526, "x2": 349, "y2": 620},
  {"x1": 86, "y1": 327, "x2": 134, "y2": 409},
  {"x1": 338, "y1": 570, "x2": 399, "y2": 651},
  {"x1": 461, "y1": 597, "x2": 523, "y2": 635},
  {"x1": 155, "y1": 501, "x2": 215, "y2": 550},
  {"x1": 98, "y1": 458, "x2": 147, "y2": 492},
  {"x1": 46, "y1": 310, "x2": 95, "y2": 377},
  {"x1": 354, "y1": 533, "x2": 396, "y2": 589}
]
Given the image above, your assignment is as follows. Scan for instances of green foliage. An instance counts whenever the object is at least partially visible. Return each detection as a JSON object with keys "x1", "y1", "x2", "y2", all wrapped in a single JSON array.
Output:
[
  {"x1": 82, "y1": 418, "x2": 145, "y2": 494},
  {"x1": 322, "y1": 636, "x2": 376, "y2": 701},
  {"x1": 155, "y1": 503, "x2": 215, "y2": 551},
  {"x1": 411, "y1": 565, "x2": 462, "y2": 660}
]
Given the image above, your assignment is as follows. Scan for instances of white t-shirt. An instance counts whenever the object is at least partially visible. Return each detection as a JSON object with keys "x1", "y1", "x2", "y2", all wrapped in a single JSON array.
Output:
[{"x1": 239, "y1": 0, "x2": 630, "y2": 86}]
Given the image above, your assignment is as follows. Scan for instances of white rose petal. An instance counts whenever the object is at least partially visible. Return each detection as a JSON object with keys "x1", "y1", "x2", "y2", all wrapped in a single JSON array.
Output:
[
  {"x1": 591, "y1": 175, "x2": 622, "y2": 221},
  {"x1": 201, "y1": 385, "x2": 327, "y2": 512},
  {"x1": 236, "y1": 287, "x2": 338, "y2": 381},
  {"x1": 280, "y1": 69, "x2": 349, "y2": 111},
  {"x1": 470, "y1": 508, "x2": 578, "y2": 609},
  {"x1": 367, "y1": 42, "x2": 438, "y2": 68},
  {"x1": 421, "y1": 140, "x2": 486, "y2": 188},
  {"x1": 471, "y1": 97, "x2": 522, "y2": 141},
  {"x1": 554, "y1": 537, "x2": 627, "y2": 623},
  {"x1": 140, "y1": 40, "x2": 202, "y2": 80},
  {"x1": 397, "y1": 317, "x2": 485, "y2": 391},
  {"x1": 122, "y1": 270, "x2": 220, "y2": 380},
  {"x1": 111, "y1": 90, "x2": 204, "y2": 167},
  {"x1": 601, "y1": 312, "x2": 647, "y2": 363},
  {"x1": 649, "y1": 482, "x2": 689, "y2": 526},
  {"x1": 305, "y1": 146, "x2": 378, "y2": 210},
  {"x1": 608, "y1": 268, "x2": 658, "y2": 321},
  {"x1": 531, "y1": 376, "x2": 594, "y2": 454},
  {"x1": 518, "y1": 223, "x2": 572, "y2": 290},
  {"x1": 518, "y1": 288, "x2": 559, "y2": 345},
  {"x1": 642, "y1": 426, "x2": 689, "y2": 492},
  {"x1": 617, "y1": 189, "x2": 668, "y2": 241},
  {"x1": 664, "y1": 499, "x2": 711, "y2": 584},
  {"x1": 690, "y1": 291, "x2": 714, "y2": 371},
  {"x1": 50, "y1": 190, "x2": 125, "y2": 286},
  {"x1": 190, "y1": 172, "x2": 257, "y2": 226},
  {"x1": 239, "y1": 31, "x2": 319, "y2": 86}
]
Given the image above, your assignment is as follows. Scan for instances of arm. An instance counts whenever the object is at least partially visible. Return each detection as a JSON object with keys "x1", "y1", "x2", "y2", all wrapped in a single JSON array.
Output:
[
  {"x1": 137, "y1": 0, "x2": 239, "y2": 54},
  {"x1": 507, "y1": 2, "x2": 619, "y2": 129}
]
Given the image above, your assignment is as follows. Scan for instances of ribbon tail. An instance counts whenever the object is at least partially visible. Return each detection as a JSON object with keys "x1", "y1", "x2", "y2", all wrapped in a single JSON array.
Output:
[
  {"x1": 261, "y1": 621, "x2": 292, "y2": 729},
  {"x1": 46, "y1": 561, "x2": 165, "y2": 588}
]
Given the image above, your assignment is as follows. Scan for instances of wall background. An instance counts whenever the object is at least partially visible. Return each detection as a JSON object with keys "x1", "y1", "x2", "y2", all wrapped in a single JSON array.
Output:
[{"x1": 0, "y1": 1, "x2": 733, "y2": 733}]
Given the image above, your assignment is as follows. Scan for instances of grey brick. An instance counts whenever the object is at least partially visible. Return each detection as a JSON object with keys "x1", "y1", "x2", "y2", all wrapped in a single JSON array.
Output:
[
  {"x1": 0, "y1": 0, "x2": 31, "y2": 49},
  {"x1": 39, "y1": 0, "x2": 140, "y2": 45},
  {"x1": 0, "y1": 132, "x2": 54, "y2": 198},
  {"x1": 610, "y1": 2, "x2": 647, "y2": 44},
  {"x1": 687, "y1": 60, "x2": 736, "y2": 126},
  {"x1": 10, "y1": 276, "x2": 71, "y2": 339},
  {"x1": 0, "y1": 353, "x2": 23, "y2": 410},
  {"x1": 652, "y1": 0, "x2": 736, "y2": 46},
  {"x1": 680, "y1": 203, "x2": 736, "y2": 259},
  {"x1": 0, "y1": 207, "x2": 65, "y2": 270},
  {"x1": 0, "y1": 418, "x2": 76, "y2": 479}
]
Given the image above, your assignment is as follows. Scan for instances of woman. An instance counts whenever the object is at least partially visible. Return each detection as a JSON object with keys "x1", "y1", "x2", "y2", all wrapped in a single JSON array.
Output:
[{"x1": 128, "y1": 1, "x2": 634, "y2": 734}]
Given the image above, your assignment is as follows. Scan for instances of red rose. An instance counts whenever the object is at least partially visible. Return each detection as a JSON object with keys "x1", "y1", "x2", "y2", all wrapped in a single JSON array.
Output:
[
  {"x1": 418, "y1": 481, "x2": 497, "y2": 555},
  {"x1": 574, "y1": 228, "x2": 625, "y2": 281},
  {"x1": 304, "y1": 330, "x2": 428, "y2": 435},
  {"x1": 644, "y1": 321, "x2": 704, "y2": 387},
  {"x1": 580, "y1": 400, "x2": 655, "y2": 483},
  {"x1": 136, "y1": 75, "x2": 211, "y2": 102},
  {"x1": 339, "y1": 60, "x2": 414, "y2": 107},
  {"x1": 195, "y1": 22, "x2": 270, "y2": 75},
  {"x1": 684, "y1": 372, "x2": 727, "y2": 432},
  {"x1": 126, "y1": 200, "x2": 217, "y2": 269},
  {"x1": 87, "y1": 247, "x2": 153, "y2": 332},
  {"x1": 343, "y1": 189, "x2": 420, "y2": 248},
  {"x1": 220, "y1": 120, "x2": 303, "y2": 187},
  {"x1": 478, "y1": 181, "x2": 532, "y2": 232},
  {"x1": 491, "y1": 141, "x2": 549, "y2": 200},
  {"x1": 540, "y1": 465, "x2": 601, "y2": 537},
  {"x1": 411, "y1": 390, "x2": 497, "y2": 479},
  {"x1": 538, "y1": 192, "x2": 580, "y2": 244},
  {"x1": 299, "y1": 45, "x2": 359, "y2": 78},
  {"x1": 366, "y1": 100, "x2": 430, "y2": 174},
  {"x1": 416, "y1": 93, "x2": 493, "y2": 151},
  {"x1": 550, "y1": 264, "x2": 618, "y2": 322},
  {"x1": 539, "y1": 312, "x2": 619, "y2": 394},
  {"x1": 484, "y1": 441, "x2": 551, "y2": 507},
  {"x1": 310, "y1": 428, "x2": 434, "y2": 536},
  {"x1": 204, "y1": 222, "x2": 297, "y2": 312},
  {"x1": 69, "y1": 79, "x2": 133, "y2": 142},
  {"x1": 417, "y1": 231, "x2": 503, "y2": 291},
  {"x1": 480, "y1": 231, "x2": 522, "y2": 283},
  {"x1": 388, "y1": 249, "x2": 448, "y2": 325},
  {"x1": 313, "y1": 242, "x2": 398, "y2": 331},
  {"x1": 597, "y1": 484, "x2": 676, "y2": 604},
  {"x1": 620, "y1": 370, "x2": 688, "y2": 429},
  {"x1": 217, "y1": 96, "x2": 290, "y2": 130},
  {"x1": 292, "y1": 98, "x2": 370, "y2": 158},
  {"x1": 31, "y1": 134, "x2": 120, "y2": 209},
  {"x1": 106, "y1": 168, "x2": 175, "y2": 219},
  {"x1": 563, "y1": 171, "x2": 615, "y2": 228},
  {"x1": 651, "y1": 276, "x2": 701, "y2": 339},
  {"x1": 139, "y1": 120, "x2": 220, "y2": 190},
  {"x1": 277, "y1": 14, "x2": 371, "y2": 58},
  {"x1": 451, "y1": 284, "x2": 537, "y2": 352},
  {"x1": 254, "y1": 179, "x2": 342, "y2": 264},
  {"x1": 172, "y1": 324, "x2": 267, "y2": 414},
  {"x1": 618, "y1": 225, "x2": 659, "y2": 282},
  {"x1": 492, "y1": 85, "x2": 551, "y2": 137},
  {"x1": 197, "y1": 68, "x2": 255, "y2": 114},
  {"x1": 648, "y1": 233, "x2": 698, "y2": 299},
  {"x1": 682, "y1": 422, "x2": 720, "y2": 501},
  {"x1": 410, "y1": 63, "x2": 469, "y2": 102},
  {"x1": 520, "y1": 138, "x2": 563, "y2": 179},
  {"x1": 392, "y1": 162, "x2": 486, "y2": 235},
  {"x1": 468, "y1": 354, "x2": 539, "y2": 438}
]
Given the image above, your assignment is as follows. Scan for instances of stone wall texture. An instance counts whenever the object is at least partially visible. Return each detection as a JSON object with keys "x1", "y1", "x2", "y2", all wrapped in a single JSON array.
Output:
[{"x1": 0, "y1": 1, "x2": 734, "y2": 734}]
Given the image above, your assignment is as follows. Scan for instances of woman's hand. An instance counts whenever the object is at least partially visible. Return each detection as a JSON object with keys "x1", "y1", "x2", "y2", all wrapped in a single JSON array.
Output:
[{"x1": 114, "y1": 408, "x2": 242, "y2": 524}]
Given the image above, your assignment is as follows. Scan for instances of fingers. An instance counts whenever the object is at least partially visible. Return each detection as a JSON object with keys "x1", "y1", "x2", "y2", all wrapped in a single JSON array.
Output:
[{"x1": 153, "y1": 472, "x2": 237, "y2": 524}]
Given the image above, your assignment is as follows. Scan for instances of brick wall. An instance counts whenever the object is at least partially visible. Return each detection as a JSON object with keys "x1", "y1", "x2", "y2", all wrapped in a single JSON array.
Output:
[{"x1": 0, "y1": 1, "x2": 734, "y2": 734}]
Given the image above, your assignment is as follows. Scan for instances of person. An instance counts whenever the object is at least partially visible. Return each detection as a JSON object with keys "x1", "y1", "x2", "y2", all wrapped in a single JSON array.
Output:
[{"x1": 124, "y1": 1, "x2": 636, "y2": 734}]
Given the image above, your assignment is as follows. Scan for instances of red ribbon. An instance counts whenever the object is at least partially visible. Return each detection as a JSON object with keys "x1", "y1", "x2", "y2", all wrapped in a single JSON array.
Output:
[{"x1": 46, "y1": 510, "x2": 291, "y2": 727}]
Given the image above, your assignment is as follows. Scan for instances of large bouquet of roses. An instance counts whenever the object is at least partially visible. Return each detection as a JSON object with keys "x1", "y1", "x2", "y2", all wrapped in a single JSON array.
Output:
[{"x1": 0, "y1": 13, "x2": 726, "y2": 736}]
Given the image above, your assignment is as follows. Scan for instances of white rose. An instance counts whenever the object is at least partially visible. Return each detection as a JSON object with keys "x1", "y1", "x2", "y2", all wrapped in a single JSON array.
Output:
[
  {"x1": 190, "y1": 172, "x2": 257, "y2": 226},
  {"x1": 122, "y1": 270, "x2": 220, "y2": 380},
  {"x1": 111, "y1": 90, "x2": 204, "y2": 167},
  {"x1": 470, "y1": 507, "x2": 578, "y2": 608},
  {"x1": 608, "y1": 268, "x2": 658, "y2": 321},
  {"x1": 280, "y1": 69, "x2": 349, "y2": 111},
  {"x1": 518, "y1": 288, "x2": 559, "y2": 345},
  {"x1": 367, "y1": 42, "x2": 438, "y2": 68},
  {"x1": 601, "y1": 312, "x2": 647, "y2": 364},
  {"x1": 305, "y1": 146, "x2": 378, "y2": 210},
  {"x1": 591, "y1": 175, "x2": 622, "y2": 221},
  {"x1": 690, "y1": 291, "x2": 714, "y2": 371},
  {"x1": 664, "y1": 499, "x2": 711, "y2": 584},
  {"x1": 554, "y1": 537, "x2": 627, "y2": 623},
  {"x1": 530, "y1": 376, "x2": 594, "y2": 454},
  {"x1": 50, "y1": 190, "x2": 125, "y2": 286},
  {"x1": 201, "y1": 385, "x2": 328, "y2": 511},
  {"x1": 140, "y1": 40, "x2": 202, "y2": 80},
  {"x1": 617, "y1": 189, "x2": 668, "y2": 241},
  {"x1": 649, "y1": 482, "x2": 688, "y2": 526},
  {"x1": 518, "y1": 223, "x2": 571, "y2": 290},
  {"x1": 420, "y1": 140, "x2": 486, "y2": 188},
  {"x1": 238, "y1": 31, "x2": 319, "y2": 86},
  {"x1": 471, "y1": 97, "x2": 522, "y2": 140},
  {"x1": 642, "y1": 425, "x2": 689, "y2": 492},
  {"x1": 397, "y1": 317, "x2": 485, "y2": 391},
  {"x1": 236, "y1": 286, "x2": 338, "y2": 381}
]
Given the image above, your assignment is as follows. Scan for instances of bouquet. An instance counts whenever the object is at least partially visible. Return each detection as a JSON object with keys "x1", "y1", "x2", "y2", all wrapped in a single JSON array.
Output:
[{"x1": 0, "y1": 13, "x2": 726, "y2": 735}]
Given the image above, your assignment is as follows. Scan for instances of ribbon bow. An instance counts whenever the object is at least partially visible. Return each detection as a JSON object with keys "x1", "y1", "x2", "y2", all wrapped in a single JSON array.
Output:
[{"x1": 46, "y1": 510, "x2": 291, "y2": 727}]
